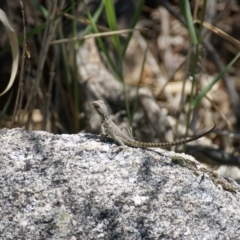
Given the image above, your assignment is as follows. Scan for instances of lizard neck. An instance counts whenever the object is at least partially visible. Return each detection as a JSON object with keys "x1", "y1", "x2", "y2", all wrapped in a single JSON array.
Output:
[{"x1": 101, "y1": 115, "x2": 109, "y2": 123}]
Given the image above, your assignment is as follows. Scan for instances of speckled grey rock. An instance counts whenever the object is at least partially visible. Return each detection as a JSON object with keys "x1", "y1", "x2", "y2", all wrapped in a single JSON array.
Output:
[{"x1": 0, "y1": 128, "x2": 240, "y2": 239}]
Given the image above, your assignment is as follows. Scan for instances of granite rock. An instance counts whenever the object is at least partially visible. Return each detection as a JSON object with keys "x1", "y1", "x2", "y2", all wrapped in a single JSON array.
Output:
[{"x1": 0, "y1": 128, "x2": 240, "y2": 239}]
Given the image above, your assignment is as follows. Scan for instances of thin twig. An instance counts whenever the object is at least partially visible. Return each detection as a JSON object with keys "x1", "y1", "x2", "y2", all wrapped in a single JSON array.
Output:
[
  {"x1": 12, "y1": 0, "x2": 27, "y2": 126},
  {"x1": 23, "y1": 1, "x2": 59, "y2": 119}
]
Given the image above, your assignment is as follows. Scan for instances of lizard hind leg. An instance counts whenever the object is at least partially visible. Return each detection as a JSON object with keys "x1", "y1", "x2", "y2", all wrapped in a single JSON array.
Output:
[{"x1": 121, "y1": 127, "x2": 134, "y2": 139}]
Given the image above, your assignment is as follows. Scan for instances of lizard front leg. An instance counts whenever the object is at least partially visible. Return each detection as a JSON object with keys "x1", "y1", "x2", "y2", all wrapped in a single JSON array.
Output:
[{"x1": 100, "y1": 124, "x2": 108, "y2": 141}]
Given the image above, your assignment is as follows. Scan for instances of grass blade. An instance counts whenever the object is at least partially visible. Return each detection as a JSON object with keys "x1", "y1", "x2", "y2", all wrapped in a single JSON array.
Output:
[
  {"x1": 192, "y1": 51, "x2": 240, "y2": 108},
  {"x1": 122, "y1": 0, "x2": 145, "y2": 57},
  {"x1": 0, "y1": 9, "x2": 19, "y2": 96},
  {"x1": 179, "y1": 0, "x2": 198, "y2": 45},
  {"x1": 104, "y1": 0, "x2": 121, "y2": 53}
]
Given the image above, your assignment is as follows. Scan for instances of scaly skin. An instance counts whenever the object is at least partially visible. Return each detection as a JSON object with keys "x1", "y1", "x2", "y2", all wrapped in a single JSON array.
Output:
[{"x1": 92, "y1": 100, "x2": 215, "y2": 148}]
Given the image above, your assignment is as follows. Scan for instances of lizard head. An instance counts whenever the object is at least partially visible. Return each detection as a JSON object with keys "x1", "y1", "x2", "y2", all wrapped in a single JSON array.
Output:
[{"x1": 92, "y1": 100, "x2": 108, "y2": 121}]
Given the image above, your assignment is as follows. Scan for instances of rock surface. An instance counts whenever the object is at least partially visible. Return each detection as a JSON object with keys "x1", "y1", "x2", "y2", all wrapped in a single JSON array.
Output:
[{"x1": 0, "y1": 128, "x2": 240, "y2": 239}]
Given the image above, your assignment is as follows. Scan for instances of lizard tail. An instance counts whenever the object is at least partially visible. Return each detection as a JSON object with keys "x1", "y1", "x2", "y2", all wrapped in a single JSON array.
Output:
[{"x1": 131, "y1": 122, "x2": 216, "y2": 148}]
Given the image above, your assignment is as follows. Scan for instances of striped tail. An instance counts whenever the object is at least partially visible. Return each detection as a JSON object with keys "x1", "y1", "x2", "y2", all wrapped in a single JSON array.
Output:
[{"x1": 128, "y1": 123, "x2": 216, "y2": 148}]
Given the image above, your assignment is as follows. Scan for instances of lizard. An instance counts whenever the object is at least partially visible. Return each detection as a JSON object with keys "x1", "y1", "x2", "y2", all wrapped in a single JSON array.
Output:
[{"x1": 92, "y1": 100, "x2": 216, "y2": 148}]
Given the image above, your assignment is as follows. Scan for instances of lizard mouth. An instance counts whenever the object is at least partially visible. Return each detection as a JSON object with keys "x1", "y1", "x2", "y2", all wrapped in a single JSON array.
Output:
[
  {"x1": 92, "y1": 102, "x2": 99, "y2": 110},
  {"x1": 92, "y1": 102, "x2": 102, "y2": 115}
]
